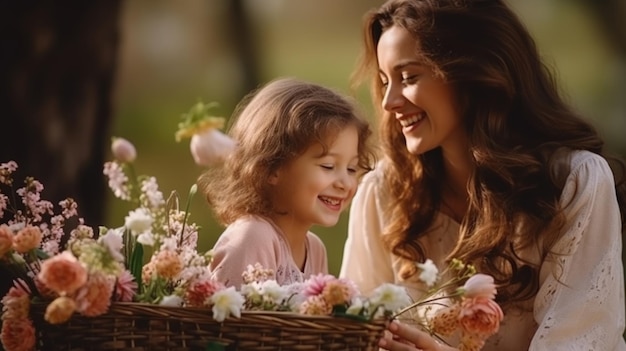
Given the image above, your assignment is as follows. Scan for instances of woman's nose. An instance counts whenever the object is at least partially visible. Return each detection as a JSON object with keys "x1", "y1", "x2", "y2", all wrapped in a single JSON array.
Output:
[{"x1": 381, "y1": 83, "x2": 404, "y2": 112}]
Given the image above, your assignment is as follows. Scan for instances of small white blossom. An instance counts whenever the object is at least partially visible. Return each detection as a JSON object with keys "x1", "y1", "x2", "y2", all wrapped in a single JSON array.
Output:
[
  {"x1": 160, "y1": 295, "x2": 183, "y2": 307},
  {"x1": 98, "y1": 229, "x2": 124, "y2": 262},
  {"x1": 259, "y1": 280, "x2": 289, "y2": 305},
  {"x1": 416, "y1": 259, "x2": 439, "y2": 287},
  {"x1": 124, "y1": 208, "x2": 153, "y2": 234},
  {"x1": 136, "y1": 232, "x2": 155, "y2": 246},
  {"x1": 369, "y1": 283, "x2": 412, "y2": 313},
  {"x1": 211, "y1": 287, "x2": 245, "y2": 322}
]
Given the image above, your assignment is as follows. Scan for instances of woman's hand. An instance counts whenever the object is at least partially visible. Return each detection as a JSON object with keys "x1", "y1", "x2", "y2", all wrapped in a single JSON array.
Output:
[{"x1": 378, "y1": 321, "x2": 457, "y2": 351}]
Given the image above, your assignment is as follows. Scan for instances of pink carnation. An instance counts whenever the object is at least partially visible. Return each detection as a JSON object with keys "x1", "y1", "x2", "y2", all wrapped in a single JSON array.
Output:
[
  {"x1": 302, "y1": 273, "x2": 336, "y2": 297},
  {"x1": 113, "y1": 270, "x2": 138, "y2": 302},
  {"x1": 74, "y1": 273, "x2": 115, "y2": 317},
  {"x1": 0, "y1": 224, "x2": 13, "y2": 256},
  {"x1": 185, "y1": 278, "x2": 225, "y2": 307},
  {"x1": 12, "y1": 225, "x2": 42, "y2": 253},
  {"x1": 38, "y1": 251, "x2": 87, "y2": 295},
  {"x1": 1, "y1": 284, "x2": 31, "y2": 320},
  {"x1": 0, "y1": 318, "x2": 36, "y2": 351},
  {"x1": 458, "y1": 296, "x2": 504, "y2": 337}
]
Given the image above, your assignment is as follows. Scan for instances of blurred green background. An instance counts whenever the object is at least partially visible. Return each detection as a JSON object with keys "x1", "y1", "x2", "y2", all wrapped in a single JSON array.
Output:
[{"x1": 105, "y1": 0, "x2": 626, "y2": 276}]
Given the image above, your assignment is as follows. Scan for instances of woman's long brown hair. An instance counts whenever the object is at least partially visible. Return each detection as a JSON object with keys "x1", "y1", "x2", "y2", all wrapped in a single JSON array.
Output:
[{"x1": 353, "y1": 0, "x2": 626, "y2": 306}]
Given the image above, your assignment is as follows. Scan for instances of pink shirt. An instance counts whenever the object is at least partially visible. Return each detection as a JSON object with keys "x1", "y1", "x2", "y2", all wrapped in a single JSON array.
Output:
[{"x1": 209, "y1": 215, "x2": 328, "y2": 289}]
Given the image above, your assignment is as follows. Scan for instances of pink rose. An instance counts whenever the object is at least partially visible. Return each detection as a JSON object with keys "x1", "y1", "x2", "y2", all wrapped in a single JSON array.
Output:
[
  {"x1": 0, "y1": 224, "x2": 13, "y2": 256},
  {"x1": 38, "y1": 251, "x2": 88, "y2": 295},
  {"x1": 74, "y1": 273, "x2": 115, "y2": 317},
  {"x1": 463, "y1": 274, "x2": 497, "y2": 300},
  {"x1": 0, "y1": 318, "x2": 36, "y2": 351},
  {"x1": 458, "y1": 296, "x2": 504, "y2": 337},
  {"x1": 12, "y1": 225, "x2": 42, "y2": 253}
]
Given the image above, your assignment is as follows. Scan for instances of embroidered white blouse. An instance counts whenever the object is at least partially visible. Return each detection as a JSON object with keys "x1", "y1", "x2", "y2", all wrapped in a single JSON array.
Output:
[{"x1": 340, "y1": 150, "x2": 626, "y2": 350}]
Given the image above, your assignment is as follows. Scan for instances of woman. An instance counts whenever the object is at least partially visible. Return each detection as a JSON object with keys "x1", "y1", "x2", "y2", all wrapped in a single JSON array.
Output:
[{"x1": 339, "y1": 0, "x2": 626, "y2": 350}]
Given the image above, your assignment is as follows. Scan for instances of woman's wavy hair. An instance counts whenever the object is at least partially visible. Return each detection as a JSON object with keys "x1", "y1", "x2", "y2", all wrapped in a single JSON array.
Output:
[
  {"x1": 199, "y1": 77, "x2": 376, "y2": 226},
  {"x1": 352, "y1": 0, "x2": 626, "y2": 306}
]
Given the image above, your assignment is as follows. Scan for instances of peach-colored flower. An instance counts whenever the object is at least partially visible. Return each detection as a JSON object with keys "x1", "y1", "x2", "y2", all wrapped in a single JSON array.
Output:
[
  {"x1": 459, "y1": 331, "x2": 486, "y2": 351},
  {"x1": 12, "y1": 225, "x2": 42, "y2": 253},
  {"x1": 142, "y1": 260, "x2": 156, "y2": 284},
  {"x1": 0, "y1": 318, "x2": 36, "y2": 351},
  {"x1": 299, "y1": 295, "x2": 332, "y2": 316},
  {"x1": 458, "y1": 296, "x2": 504, "y2": 337},
  {"x1": 430, "y1": 303, "x2": 461, "y2": 337},
  {"x1": 74, "y1": 272, "x2": 115, "y2": 317},
  {"x1": 44, "y1": 296, "x2": 77, "y2": 324},
  {"x1": 154, "y1": 250, "x2": 183, "y2": 280},
  {"x1": 185, "y1": 279, "x2": 225, "y2": 307},
  {"x1": 321, "y1": 280, "x2": 352, "y2": 306},
  {"x1": 1, "y1": 284, "x2": 31, "y2": 320},
  {"x1": 38, "y1": 251, "x2": 87, "y2": 295},
  {"x1": 462, "y1": 274, "x2": 497, "y2": 300},
  {"x1": 0, "y1": 224, "x2": 13, "y2": 256},
  {"x1": 113, "y1": 270, "x2": 137, "y2": 302}
]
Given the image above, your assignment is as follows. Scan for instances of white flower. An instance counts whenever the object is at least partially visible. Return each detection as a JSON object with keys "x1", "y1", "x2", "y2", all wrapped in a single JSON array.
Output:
[
  {"x1": 210, "y1": 287, "x2": 245, "y2": 322},
  {"x1": 111, "y1": 137, "x2": 137, "y2": 163},
  {"x1": 259, "y1": 280, "x2": 288, "y2": 305},
  {"x1": 98, "y1": 229, "x2": 124, "y2": 262},
  {"x1": 136, "y1": 232, "x2": 155, "y2": 246},
  {"x1": 190, "y1": 128, "x2": 237, "y2": 167},
  {"x1": 160, "y1": 295, "x2": 183, "y2": 307},
  {"x1": 369, "y1": 283, "x2": 412, "y2": 313},
  {"x1": 346, "y1": 297, "x2": 365, "y2": 315},
  {"x1": 416, "y1": 259, "x2": 439, "y2": 287},
  {"x1": 124, "y1": 208, "x2": 153, "y2": 234}
]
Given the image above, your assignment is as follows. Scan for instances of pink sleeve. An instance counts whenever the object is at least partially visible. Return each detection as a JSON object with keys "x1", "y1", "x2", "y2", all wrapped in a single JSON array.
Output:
[{"x1": 209, "y1": 218, "x2": 281, "y2": 289}]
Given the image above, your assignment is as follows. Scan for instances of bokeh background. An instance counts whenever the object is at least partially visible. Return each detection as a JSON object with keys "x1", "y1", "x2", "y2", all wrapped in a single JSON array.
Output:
[
  {"x1": 109, "y1": 0, "x2": 626, "y2": 276},
  {"x1": 2, "y1": 0, "x2": 624, "y2": 278}
]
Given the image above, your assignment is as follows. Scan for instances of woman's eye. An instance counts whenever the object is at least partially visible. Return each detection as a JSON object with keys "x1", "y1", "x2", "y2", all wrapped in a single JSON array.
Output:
[{"x1": 401, "y1": 75, "x2": 418, "y2": 84}]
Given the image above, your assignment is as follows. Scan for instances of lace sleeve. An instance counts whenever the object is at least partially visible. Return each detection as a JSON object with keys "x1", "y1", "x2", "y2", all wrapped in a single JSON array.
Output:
[{"x1": 531, "y1": 152, "x2": 626, "y2": 350}]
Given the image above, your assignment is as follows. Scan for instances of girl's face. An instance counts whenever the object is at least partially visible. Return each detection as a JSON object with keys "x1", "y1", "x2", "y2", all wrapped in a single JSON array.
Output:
[
  {"x1": 269, "y1": 125, "x2": 360, "y2": 233},
  {"x1": 377, "y1": 25, "x2": 467, "y2": 155}
]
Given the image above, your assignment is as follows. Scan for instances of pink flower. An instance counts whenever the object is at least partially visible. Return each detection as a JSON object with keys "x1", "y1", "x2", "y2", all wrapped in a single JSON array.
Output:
[
  {"x1": 303, "y1": 273, "x2": 336, "y2": 297},
  {"x1": 1, "y1": 284, "x2": 31, "y2": 320},
  {"x1": 154, "y1": 250, "x2": 183, "y2": 280},
  {"x1": 113, "y1": 270, "x2": 138, "y2": 302},
  {"x1": 185, "y1": 278, "x2": 225, "y2": 307},
  {"x1": 190, "y1": 128, "x2": 236, "y2": 167},
  {"x1": 38, "y1": 251, "x2": 87, "y2": 295},
  {"x1": 74, "y1": 272, "x2": 115, "y2": 317},
  {"x1": 12, "y1": 225, "x2": 42, "y2": 253},
  {"x1": 0, "y1": 224, "x2": 13, "y2": 256},
  {"x1": 44, "y1": 296, "x2": 77, "y2": 324},
  {"x1": 463, "y1": 274, "x2": 497, "y2": 300},
  {"x1": 111, "y1": 137, "x2": 137, "y2": 163},
  {"x1": 0, "y1": 318, "x2": 36, "y2": 351},
  {"x1": 458, "y1": 296, "x2": 504, "y2": 337}
]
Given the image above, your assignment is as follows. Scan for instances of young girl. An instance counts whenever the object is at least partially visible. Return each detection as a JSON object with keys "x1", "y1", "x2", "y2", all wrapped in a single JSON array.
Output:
[
  {"x1": 201, "y1": 77, "x2": 375, "y2": 289},
  {"x1": 340, "y1": 0, "x2": 626, "y2": 350}
]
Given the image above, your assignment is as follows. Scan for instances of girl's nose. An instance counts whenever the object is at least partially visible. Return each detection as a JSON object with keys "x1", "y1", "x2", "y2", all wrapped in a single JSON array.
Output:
[{"x1": 382, "y1": 83, "x2": 404, "y2": 112}]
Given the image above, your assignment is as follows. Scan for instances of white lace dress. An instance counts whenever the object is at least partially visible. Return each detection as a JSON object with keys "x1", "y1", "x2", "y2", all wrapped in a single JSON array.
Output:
[{"x1": 340, "y1": 150, "x2": 626, "y2": 350}]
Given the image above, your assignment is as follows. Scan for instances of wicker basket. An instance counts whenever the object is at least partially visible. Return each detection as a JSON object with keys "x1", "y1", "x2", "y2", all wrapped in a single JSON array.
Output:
[{"x1": 31, "y1": 302, "x2": 387, "y2": 351}]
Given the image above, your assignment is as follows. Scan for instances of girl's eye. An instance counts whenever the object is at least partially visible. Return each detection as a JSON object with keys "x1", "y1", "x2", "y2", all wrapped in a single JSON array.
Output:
[
  {"x1": 347, "y1": 167, "x2": 357, "y2": 174},
  {"x1": 320, "y1": 164, "x2": 334, "y2": 170}
]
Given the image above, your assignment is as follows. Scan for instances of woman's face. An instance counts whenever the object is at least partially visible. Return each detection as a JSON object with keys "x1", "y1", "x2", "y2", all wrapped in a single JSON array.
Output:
[{"x1": 377, "y1": 25, "x2": 467, "y2": 156}]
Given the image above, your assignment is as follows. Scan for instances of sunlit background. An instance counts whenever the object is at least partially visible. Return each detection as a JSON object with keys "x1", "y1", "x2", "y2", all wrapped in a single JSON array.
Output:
[{"x1": 107, "y1": 0, "x2": 626, "y2": 276}]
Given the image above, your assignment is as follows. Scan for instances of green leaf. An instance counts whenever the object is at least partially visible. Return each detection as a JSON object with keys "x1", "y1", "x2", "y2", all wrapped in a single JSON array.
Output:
[
  {"x1": 205, "y1": 341, "x2": 226, "y2": 351},
  {"x1": 130, "y1": 243, "x2": 144, "y2": 293}
]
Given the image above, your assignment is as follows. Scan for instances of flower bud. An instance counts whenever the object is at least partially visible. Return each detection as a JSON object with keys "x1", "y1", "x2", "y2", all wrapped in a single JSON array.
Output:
[
  {"x1": 111, "y1": 137, "x2": 137, "y2": 163},
  {"x1": 189, "y1": 129, "x2": 236, "y2": 167},
  {"x1": 45, "y1": 296, "x2": 77, "y2": 324}
]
